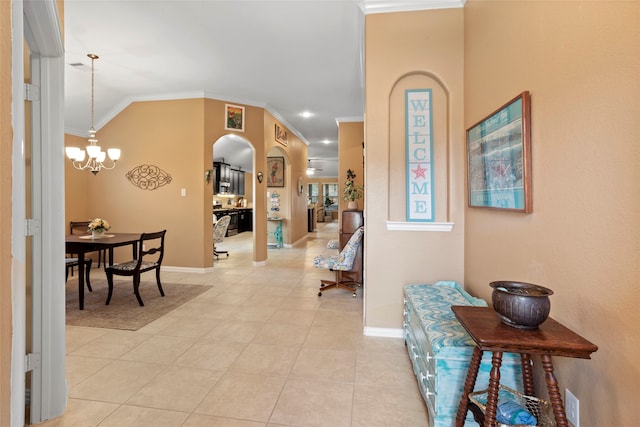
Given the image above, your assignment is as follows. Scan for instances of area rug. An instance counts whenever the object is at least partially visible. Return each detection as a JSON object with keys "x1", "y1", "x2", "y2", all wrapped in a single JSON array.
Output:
[{"x1": 66, "y1": 279, "x2": 211, "y2": 331}]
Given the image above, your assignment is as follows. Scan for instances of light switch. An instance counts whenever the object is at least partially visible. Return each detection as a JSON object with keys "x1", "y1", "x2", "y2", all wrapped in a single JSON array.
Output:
[{"x1": 181, "y1": 188, "x2": 187, "y2": 197}]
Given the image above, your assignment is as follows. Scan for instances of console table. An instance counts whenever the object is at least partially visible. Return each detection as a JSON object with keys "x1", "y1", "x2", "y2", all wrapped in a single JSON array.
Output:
[{"x1": 452, "y1": 306, "x2": 598, "y2": 427}]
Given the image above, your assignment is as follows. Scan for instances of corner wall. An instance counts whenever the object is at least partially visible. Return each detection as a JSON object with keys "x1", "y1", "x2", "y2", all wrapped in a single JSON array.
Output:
[
  {"x1": 463, "y1": 1, "x2": 640, "y2": 424},
  {"x1": 364, "y1": 9, "x2": 465, "y2": 328}
]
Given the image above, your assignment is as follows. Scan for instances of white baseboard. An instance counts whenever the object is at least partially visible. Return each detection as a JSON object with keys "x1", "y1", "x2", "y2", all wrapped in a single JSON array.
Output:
[{"x1": 363, "y1": 327, "x2": 404, "y2": 339}]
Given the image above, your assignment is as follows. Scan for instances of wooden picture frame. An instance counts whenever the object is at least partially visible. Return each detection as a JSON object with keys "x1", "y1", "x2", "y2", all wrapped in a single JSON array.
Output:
[
  {"x1": 275, "y1": 123, "x2": 288, "y2": 146},
  {"x1": 225, "y1": 104, "x2": 245, "y2": 132},
  {"x1": 266, "y1": 156, "x2": 285, "y2": 187},
  {"x1": 466, "y1": 91, "x2": 532, "y2": 213}
]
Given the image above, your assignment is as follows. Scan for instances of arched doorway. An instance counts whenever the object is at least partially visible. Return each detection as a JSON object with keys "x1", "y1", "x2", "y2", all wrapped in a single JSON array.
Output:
[{"x1": 212, "y1": 134, "x2": 255, "y2": 262}]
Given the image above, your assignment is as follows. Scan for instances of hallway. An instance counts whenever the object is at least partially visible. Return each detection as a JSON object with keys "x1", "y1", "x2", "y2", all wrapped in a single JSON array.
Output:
[{"x1": 41, "y1": 222, "x2": 428, "y2": 427}]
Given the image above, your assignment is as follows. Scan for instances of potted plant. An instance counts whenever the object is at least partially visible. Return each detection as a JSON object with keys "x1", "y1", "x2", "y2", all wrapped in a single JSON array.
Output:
[
  {"x1": 87, "y1": 217, "x2": 111, "y2": 238},
  {"x1": 343, "y1": 169, "x2": 364, "y2": 210}
]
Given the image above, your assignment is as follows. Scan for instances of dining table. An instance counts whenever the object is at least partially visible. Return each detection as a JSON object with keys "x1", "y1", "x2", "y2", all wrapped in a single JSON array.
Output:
[{"x1": 65, "y1": 233, "x2": 141, "y2": 310}]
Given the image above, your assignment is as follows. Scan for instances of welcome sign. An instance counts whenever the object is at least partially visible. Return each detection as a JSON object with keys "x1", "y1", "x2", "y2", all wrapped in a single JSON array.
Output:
[{"x1": 405, "y1": 89, "x2": 434, "y2": 222}]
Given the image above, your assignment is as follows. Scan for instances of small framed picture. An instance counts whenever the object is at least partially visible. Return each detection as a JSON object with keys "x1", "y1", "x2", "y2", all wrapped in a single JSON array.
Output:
[
  {"x1": 267, "y1": 156, "x2": 285, "y2": 187},
  {"x1": 225, "y1": 104, "x2": 245, "y2": 132},
  {"x1": 275, "y1": 123, "x2": 288, "y2": 146}
]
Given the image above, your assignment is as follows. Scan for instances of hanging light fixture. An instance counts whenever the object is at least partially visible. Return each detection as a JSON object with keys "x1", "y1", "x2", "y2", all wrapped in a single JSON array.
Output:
[{"x1": 65, "y1": 53, "x2": 121, "y2": 175}]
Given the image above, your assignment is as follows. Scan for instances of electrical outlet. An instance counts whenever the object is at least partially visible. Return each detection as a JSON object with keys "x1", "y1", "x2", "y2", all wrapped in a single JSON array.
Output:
[{"x1": 565, "y1": 388, "x2": 579, "y2": 427}]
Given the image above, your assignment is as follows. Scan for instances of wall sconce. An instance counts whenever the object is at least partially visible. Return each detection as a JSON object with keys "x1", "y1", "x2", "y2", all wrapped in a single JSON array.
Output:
[{"x1": 257, "y1": 171, "x2": 264, "y2": 183}]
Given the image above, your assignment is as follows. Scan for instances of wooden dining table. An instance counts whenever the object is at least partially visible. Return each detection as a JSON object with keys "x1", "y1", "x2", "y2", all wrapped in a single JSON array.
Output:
[{"x1": 65, "y1": 233, "x2": 141, "y2": 309}]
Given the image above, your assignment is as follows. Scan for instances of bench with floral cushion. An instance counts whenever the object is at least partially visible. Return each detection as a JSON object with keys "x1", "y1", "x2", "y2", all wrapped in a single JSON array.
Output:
[{"x1": 404, "y1": 281, "x2": 523, "y2": 427}]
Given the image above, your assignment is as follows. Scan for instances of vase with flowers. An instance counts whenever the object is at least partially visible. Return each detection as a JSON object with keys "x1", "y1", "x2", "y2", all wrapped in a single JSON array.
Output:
[
  {"x1": 88, "y1": 218, "x2": 111, "y2": 238},
  {"x1": 343, "y1": 169, "x2": 364, "y2": 210}
]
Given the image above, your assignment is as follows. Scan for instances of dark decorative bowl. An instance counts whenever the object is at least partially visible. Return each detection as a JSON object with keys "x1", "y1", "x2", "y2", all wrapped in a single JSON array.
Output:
[{"x1": 490, "y1": 281, "x2": 554, "y2": 329}]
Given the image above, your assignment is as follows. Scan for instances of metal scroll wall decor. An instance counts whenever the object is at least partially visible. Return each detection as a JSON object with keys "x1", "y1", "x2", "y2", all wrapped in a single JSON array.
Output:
[{"x1": 126, "y1": 164, "x2": 173, "y2": 190}]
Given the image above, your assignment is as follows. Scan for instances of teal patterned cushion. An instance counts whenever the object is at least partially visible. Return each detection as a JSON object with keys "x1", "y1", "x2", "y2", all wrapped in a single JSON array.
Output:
[
  {"x1": 314, "y1": 227, "x2": 363, "y2": 271},
  {"x1": 405, "y1": 281, "x2": 487, "y2": 355}
]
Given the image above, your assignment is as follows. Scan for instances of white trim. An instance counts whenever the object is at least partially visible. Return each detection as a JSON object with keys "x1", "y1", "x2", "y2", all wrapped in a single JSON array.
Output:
[
  {"x1": 253, "y1": 260, "x2": 267, "y2": 267},
  {"x1": 11, "y1": 3, "x2": 27, "y2": 425},
  {"x1": 363, "y1": 327, "x2": 404, "y2": 339},
  {"x1": 386, "y1": 221, "x2": 454, "y2": 232},
  {"x1": 359, "y1": 0, "x2": 466, "y2": 15},
  {"x1": 161, "y1": 266, "x2": 213, "y2": 274}
]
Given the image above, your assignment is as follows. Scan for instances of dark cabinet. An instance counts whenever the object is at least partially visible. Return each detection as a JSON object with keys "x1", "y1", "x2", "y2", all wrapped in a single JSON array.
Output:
[
  {"x1": 214, "y1": 162, "x2": 245, "y2": 195},
  {"x1": 237, "y1": 170, "x2": 245, "y2": 196},
  {"x1": 214, "y1": 162, "x2": 231, "y2": 194},
  {"x1": 230, "y1": 168, "x2": 245, "y2": 196},
  {"x1": 238, "y1": 209, "x2": 252, "y2": 233}
]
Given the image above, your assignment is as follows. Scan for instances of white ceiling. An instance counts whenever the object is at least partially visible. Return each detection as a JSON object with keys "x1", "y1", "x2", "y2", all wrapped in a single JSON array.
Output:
[
  {"x1": 63, "y1": 0, "x2": 368, "y2": 178},
  {"x1": 63, "y1": 0, "x2": 463, "y2": 177}
]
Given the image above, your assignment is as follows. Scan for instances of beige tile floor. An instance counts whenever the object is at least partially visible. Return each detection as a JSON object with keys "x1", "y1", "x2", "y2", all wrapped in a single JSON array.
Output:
[{"x1": 37, "y1": 221, "x2": 429, "y2": 427}]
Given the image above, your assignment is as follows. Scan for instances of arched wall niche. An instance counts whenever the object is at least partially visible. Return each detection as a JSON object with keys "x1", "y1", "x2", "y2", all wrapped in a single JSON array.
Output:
[{"x1": 388, "y1": 71, "x2": 452, "y2": 225}]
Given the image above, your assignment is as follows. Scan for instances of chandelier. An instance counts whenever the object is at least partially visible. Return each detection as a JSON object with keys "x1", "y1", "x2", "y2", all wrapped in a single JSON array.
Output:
[{"x1": 65, "y1": 54, "x2": 121, "y2": 175}]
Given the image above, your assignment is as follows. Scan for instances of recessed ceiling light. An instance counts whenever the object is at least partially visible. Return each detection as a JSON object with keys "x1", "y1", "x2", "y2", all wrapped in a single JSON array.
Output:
[
  {"x1": 300, "y1": 111, "x2": 313, "y2": 118},
  {"x1": 322, "y1": 139, "x2": 332, "y2": 144}
]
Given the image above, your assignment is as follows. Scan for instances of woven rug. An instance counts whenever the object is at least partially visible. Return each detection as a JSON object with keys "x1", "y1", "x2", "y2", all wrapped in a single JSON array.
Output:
[{"x1": 65, "y1": 279, "x2": 211, "y2": 331}]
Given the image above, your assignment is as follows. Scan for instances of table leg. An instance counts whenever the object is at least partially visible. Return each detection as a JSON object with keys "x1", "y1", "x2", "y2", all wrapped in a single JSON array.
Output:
[
  {"x1": 456, "y1": 346, "x2": 483, "y2": 427},
  {"x1": 484, "y1": 351, "x2": 503, "y2": 427},
  {"x1": 541, "y1": 354, "x2": 569, "y2": 427},
  {"x1": 520, "y1": 353, "x2": 535, "y2": 397},
  {"x1": 77, "y1": 249, "x2": 85, "y2": 310}
]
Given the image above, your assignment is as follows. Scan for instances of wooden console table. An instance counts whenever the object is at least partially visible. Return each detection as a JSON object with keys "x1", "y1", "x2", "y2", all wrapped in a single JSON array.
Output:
[{"x1": 452, "y1": 306, "x2": 597, "y2": 427}]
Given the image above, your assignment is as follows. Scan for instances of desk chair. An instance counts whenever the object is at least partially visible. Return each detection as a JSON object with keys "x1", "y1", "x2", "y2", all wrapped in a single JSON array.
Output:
[
  {"x1": 214, "y1": 215, "x2": 231, "y2": 260},
  {"x1": 105, "y1": 230, "x2": 166, "y2": 307},
  {"x1": 314, "y1": 226, "x2": 364, "y2": 297}
]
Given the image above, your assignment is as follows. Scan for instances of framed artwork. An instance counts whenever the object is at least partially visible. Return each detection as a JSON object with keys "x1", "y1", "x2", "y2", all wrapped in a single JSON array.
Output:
[
  {"x1": 466, "y1": 91, "x2": 532, "y2": 213},
  {"x1": 267, "y1": 156, "x2": 285, "y2": 187},
  {"x1": 225, "y1": 104, "x2": 245, "y2": 132},
  {"x1": 275, "y1": 123, "x2": 288, "y2": 146}
]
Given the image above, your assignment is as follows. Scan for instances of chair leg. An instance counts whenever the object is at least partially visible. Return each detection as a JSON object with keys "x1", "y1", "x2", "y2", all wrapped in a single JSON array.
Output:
[
  {"x1": 85, "y1": 258, "x2": 93, "y2": 292},
  {"x1": 155, "y1": 268, "x2": 165, "y2": 297},
  {"x1": 133, "y1": 274, "x2": 144, "y2": 306},
  {"x1": 318, "y1": 270, "x2": 357, "y2": 297},
  {"x1": 105, "y1": 271, "x2": 114, "y2": 305}
]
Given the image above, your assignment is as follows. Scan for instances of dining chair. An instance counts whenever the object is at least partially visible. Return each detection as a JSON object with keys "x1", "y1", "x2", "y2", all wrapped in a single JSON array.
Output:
[
  {"x1": 313, "y1": 226, "x2": 364, "y2": 297},
  {"x1": 213, "y1": 215, "x2": 231, "y2": 260},
  {"x1": 105, "y1": 230, "x2": 166, "y2": 307},
  {"x1": 69, "y1": 220, "x2": 106, "y2": 267},
  {"x1": 65, "y1": 257, "x2": 92, "y2": 291}
]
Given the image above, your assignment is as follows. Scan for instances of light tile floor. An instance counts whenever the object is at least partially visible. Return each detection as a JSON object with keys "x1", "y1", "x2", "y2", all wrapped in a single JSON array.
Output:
[{"x1": 36, "y1": 222, "x2": 429, "y2": 426}]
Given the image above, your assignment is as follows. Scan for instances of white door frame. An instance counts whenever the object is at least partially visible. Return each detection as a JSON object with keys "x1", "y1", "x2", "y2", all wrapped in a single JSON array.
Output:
[{"x1": 11, "y1": 0, "x2": 66, "y2": 425}]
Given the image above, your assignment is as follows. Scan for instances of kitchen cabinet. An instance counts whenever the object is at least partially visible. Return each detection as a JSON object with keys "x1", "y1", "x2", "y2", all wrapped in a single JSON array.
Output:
[
  {"x1": 214, "y1": 162, "x2": 245, "y2": 195},
  {"x1": 238, "y1": 209, "x2": 252, "y2": 233}
]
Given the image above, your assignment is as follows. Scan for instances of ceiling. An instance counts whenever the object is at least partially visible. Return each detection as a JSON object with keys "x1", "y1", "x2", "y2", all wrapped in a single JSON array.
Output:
[{"x1": 63, "y1": 0, "x2": 368, "y2": 178}]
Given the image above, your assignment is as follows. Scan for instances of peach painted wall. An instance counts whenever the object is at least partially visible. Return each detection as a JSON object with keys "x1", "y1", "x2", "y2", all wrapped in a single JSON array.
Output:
[
  {"x1": 364, "y1": 9, "x2": 465, "y2": 328},
  {"x1": 263, "y1": 111, "x2": 309, "y2": 246},
  {"x1": 338, "y1": 121, "x2": 364, "y2": 217},
  {"x1": 463, "y1": 1, "x2": 639, "y2": 424},
  {"x1": 205, "y1": 99, "x2": 267, "y2": 263},
  {"x1": 65, "y1": 98, "x2": 310, "y2": 267},
  {"x1": 0, "y1": 1, "x2": 12, "y2": 423},
  {"x1": 65, "y1": 98, "x2": 208, "y2": 268}
]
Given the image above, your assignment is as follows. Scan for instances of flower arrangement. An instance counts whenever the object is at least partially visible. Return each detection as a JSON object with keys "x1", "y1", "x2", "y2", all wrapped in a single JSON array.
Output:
[
  {"x1": 88, "y1": 218, "x2": 111, "y2": 233},
  {"x1": 342, "y1": 169, "x2": 364, "y2": 202}
]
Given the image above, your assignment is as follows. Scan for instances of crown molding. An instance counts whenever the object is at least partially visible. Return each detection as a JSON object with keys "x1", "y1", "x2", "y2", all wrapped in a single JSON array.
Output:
[
  {"x1": 359, "y1": 0, "x2": 466, "y2": 15},
  {"x1": 64, "y1": 91, "x2": 309, "y2": 146}
]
